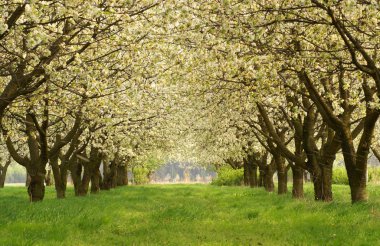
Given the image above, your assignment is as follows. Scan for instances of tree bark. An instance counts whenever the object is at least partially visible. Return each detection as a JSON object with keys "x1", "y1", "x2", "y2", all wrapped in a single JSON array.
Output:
[
  {"x1": 81, "y1": 165, "x2": 91, "y2": 196},
  {"x1": 0, "y1": 157, "x2": 11, "y2": 188},
  {"x1": 0, "y1": 175, "x2": 5, "y2": 188},
  {"x1": 50, "y1": 155, "x2": 67, "y2": 199},
  {"x1": 91, "y1": 169, "x2": 101, "y2": 194},
  {"x1": 321, "y1": 165, "x2": 333, "y2": 202},
  {"x1": 273, "y1": 153, "x2": 287, "y2": 194},
  {"x1": 117, "y1": 164, "x2": 128, "y2": 186},
  {"x1": 291, "y1": 166, "x2": 304, "y2": 198},
  {"x1": 27, "y1": 174, "x2": 45, "y2": 202},
  {"x1": 248, "y1": 164, "x2": 258, "y2": 188},
  {"x1": 243, "y1": 161, "x2": 249, "y2": 186},
  {"x1": 264, "y1": 159, "x2": 276, "y2": 192}
]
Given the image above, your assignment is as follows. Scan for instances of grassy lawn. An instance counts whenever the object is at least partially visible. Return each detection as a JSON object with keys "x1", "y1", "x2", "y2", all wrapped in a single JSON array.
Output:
[{"x1": 0, "y1": 184, "x2": 379, "y2": 246}]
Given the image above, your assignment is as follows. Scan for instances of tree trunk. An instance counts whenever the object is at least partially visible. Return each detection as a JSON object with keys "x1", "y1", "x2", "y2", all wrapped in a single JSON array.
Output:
[
  {"x1": 274, "y1": 153, "x2": 287, "y2": 194},
  {"x1": 117, "y1": 165, "x2": 128, "y2": 186},
  {"x1": 50, "y1": 156, "x2": 67, "y2": 199},
  {"x1": 291, "y1": 166, "x2": 304, "y2": 198},
  {"x1": 264, "y1": 170, "x2": 275, "y2": 192},
  {"x1": 111, "y1": 163, "x2": 118, "y2": 188},
  {"x1": 311, "y1": 169, "x2": 323, "y2": 201},
  {"x1": 90, "y1": 169, "x2": 101, "y2": 194},
  {"x1": 248, "y1": 164, "x2": 258, "y2": 188},
  {"x1": 321, "y1": 165, "x2": 333, "y2": 202},
  {"x1": 264, "y1": 161, "x2": 275, "y2": 192},
  {"x1": 81, "y1": 166, "x2": 91, "y2": 196},
  {"x1": 243, "y1": 161, "x2": 249, "y2": 186},
  {"x1": 28, "y1": 174, "x2": 45, "y2": 202},
  {"x1": 258, "y1": 167, "x2": 265, "y2": 187},
  {"x1": 0, "y1": 174, "x2": 5, "y2": 188},
  {"x1": 350, "y1": 177, "x2": 367, "y2": 202},
  {"x1": 340, "y1": 121, "x2": 375, "y2": 203},
  {"x1": 70, "y1": 160, "x2": 83, "y2": 196},
  {"x1": 0, "y1": 158, "x2": 11, "y2": 188}
]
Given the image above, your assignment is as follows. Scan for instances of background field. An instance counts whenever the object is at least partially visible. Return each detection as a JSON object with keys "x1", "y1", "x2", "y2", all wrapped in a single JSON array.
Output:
[{"x1": 1, "y1": 184, "x2": 379, "y2": 246}]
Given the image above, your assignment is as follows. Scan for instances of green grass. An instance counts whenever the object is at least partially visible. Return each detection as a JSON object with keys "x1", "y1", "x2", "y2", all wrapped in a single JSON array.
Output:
[{"x1": 0, "y1": 184, "x2": 379, "y2": 246}]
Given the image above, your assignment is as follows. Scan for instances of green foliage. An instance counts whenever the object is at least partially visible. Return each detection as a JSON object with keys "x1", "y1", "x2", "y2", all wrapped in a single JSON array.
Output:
[
  {"x1": 368, "y1": 167, "x2": 380, "y2": 184},
  {"x1": 0, "y1": 184, "x2": 379, "y2": 245},
  {"x1": 132, "y1": 167, "x2": 150, "y2": 185},
  {"x1": 332, "y1": 167, "x2": 380, "y2": 185},
  {"x1": 332, "y1": 167, "x2": 349, "y2": 185},
  {"x1": 211, "y1": 167, "x2": 243, "y2": 186}
]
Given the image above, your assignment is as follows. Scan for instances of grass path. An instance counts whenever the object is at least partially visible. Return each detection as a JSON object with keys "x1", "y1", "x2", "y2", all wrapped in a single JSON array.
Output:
[{"x1": 1, "y1": 184, "x2": 380, "y2": 245}]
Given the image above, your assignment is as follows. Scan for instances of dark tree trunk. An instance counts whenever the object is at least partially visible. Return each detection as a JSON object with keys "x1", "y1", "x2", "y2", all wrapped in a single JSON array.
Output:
[
  {"x1": 277, "y1": 171, "x2": 287, "y2": 194},
  {"x1": 264, "y1": 170, "x2": 275, "y2": 192},
  {"x1": 321, "y1": 165, "x2": 333, "y2": 202},
  {"x1": 311, "y1": 169, "x2": 323, "y2": 201},
  {"x1": 117, "y1": 165, "x2": 128, "y2": 186},
  {"x1": 0, "y1": 174, "x2": 5, "y2": 188},
  {"x1": 264, "y1": 160, "x2": 276, "y2": 192},
  {"x1": 0, "y1": 157, "x2": 11, "y2": 188},
  {"x1": 0, "y1": 173, "x2": 5, "y2": 188},
  {"x1": 340, "y1": 119, "x2": 376, "y2": 203},
  {"x1": 81, "y1": 165, "x2": 91, "y2": 196},
  {"x1": 110, "y1": 162, "x2": 118, "y2": 188},
  {"x1": 90, "y1": 169, "x2": 101, "y2": 194},
  {"x1": 243, "y1": 161, "x2": 249, "y2": 186},
  {"x1": 50, "y1": 155, "x2": 68, "y2": 199},
  {"x1": 102, "y1": 159, "x2": 118, "y2": 190},
  {"x1": 258, "y1": 167, "x2": 265, "y2": 187},
  {"x1": 28, "y1": 174, "x2": 45, "y2": 202},
  {"x1": 291, "y1": 166, "x2": 304, "y2": 198},
  {"x1": 70, "y1": 159, "x2": 82, "y2": 196},
  {"x1": 274, "y1": 153, "x2": 287, "y2": 194},
  {"x1": 248, "y1": 164, "x2": 258, "y2": 188}
]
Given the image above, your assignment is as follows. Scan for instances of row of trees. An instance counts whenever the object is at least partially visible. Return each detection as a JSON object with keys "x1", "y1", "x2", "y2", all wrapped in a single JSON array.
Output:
[
  {"x1": 167, "y1": 0, "x2": 380, "y2": 203},
  {"x1": 1, "y1": 1, "x2": 380, "y2": 204},
  {"x1": 0, "y1": 0, "x2": 180, "y2": 201}
]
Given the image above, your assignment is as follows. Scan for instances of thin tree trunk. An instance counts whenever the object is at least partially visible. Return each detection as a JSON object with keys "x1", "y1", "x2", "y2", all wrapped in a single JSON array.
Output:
[
  {"x1": 0, "y1": 174, "x2": 5, "y2": 188},
  {"x1": 243, "y1": 161, "x2": 249, "y2": 186},
  {"x1": 258, "y1": 167, "x2": 265, "y2": 187},
  {"x1": 0, "y1": 157, "x2": 11, "y2": 188}
]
